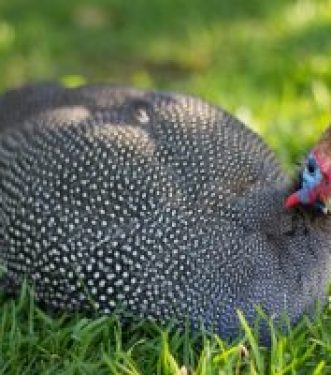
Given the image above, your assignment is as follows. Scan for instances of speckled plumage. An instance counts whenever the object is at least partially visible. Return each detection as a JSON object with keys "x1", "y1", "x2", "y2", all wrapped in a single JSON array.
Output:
[{"x1": 0, "y1": 83, "x2": 331, "y2": 338}]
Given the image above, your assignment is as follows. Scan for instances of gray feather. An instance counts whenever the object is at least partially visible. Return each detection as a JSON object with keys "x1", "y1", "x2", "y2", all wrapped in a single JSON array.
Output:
[{"x1": 0, "y1": 83, "x2": 330, "y2": 338}]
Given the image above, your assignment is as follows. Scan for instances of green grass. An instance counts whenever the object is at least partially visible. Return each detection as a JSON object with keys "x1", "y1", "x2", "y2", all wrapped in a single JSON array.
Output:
[
  {"x1": 1, "y1": 0, "x2": 331, "y2": 168},
  {"x1": 1, "y1": 283, "x2": 331, "y2": 374},
  {"x1": 1, "y1": 0, "x2": 331, "y2": 373}
]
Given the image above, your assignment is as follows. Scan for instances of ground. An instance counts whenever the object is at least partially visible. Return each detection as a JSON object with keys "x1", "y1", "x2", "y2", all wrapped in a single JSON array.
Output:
[{"x1": 0, "y1": 0, "x2": 331, "y2": 373}]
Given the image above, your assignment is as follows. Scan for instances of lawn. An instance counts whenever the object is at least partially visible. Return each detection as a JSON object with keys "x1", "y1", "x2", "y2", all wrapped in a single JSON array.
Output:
[{"x1": 0, "y1": 0, "x2": 331, "y2": 373}]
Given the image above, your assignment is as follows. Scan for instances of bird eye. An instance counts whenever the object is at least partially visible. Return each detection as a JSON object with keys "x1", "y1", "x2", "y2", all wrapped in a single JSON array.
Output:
[{"x1": 307, "y1": 158, "x2": 316, "y2": 174}]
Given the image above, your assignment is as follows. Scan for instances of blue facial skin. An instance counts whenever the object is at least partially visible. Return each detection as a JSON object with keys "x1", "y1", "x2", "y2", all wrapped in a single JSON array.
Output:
[{"x1": 298, "y1": 153, "x2": 323, "y2": 210}]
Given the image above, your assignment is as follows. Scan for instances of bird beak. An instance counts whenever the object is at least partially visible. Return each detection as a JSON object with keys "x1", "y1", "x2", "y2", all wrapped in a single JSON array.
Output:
[{"x1": 320, "y1": 195, "x2": 331, "y2": 214}]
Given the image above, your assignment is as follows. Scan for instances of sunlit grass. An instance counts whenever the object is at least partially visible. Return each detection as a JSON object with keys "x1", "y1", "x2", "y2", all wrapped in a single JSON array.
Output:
[{"x1": 1, "y1": 284, "x2": 331, "y2": 373}]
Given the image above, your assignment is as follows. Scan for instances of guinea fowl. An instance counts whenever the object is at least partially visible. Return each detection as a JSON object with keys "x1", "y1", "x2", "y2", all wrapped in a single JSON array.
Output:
[{"x1": 0, "y1": 83, "x2": 330, "y2": 340}]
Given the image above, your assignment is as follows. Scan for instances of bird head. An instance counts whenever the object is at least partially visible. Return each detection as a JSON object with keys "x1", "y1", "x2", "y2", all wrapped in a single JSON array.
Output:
[{"x1": 285, "y1": 128, "x2": 331, "y2": 214}]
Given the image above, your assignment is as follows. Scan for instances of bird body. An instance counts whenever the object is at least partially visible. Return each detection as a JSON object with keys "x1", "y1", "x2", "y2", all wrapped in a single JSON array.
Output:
[{"x1": 0, "y1": 83, "x2": 330, "y2": 338}]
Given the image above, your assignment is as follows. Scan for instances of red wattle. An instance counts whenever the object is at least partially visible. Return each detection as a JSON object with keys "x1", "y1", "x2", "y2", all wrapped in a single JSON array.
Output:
[{"x1": 285, "y1": 192, "x2": 300, "y2": 209}]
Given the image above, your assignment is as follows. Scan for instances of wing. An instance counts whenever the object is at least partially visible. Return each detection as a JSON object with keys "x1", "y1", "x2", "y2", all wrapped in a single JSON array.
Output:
[{"x1": 0, "y1": 84, "x2": 287, "y2": 329}]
